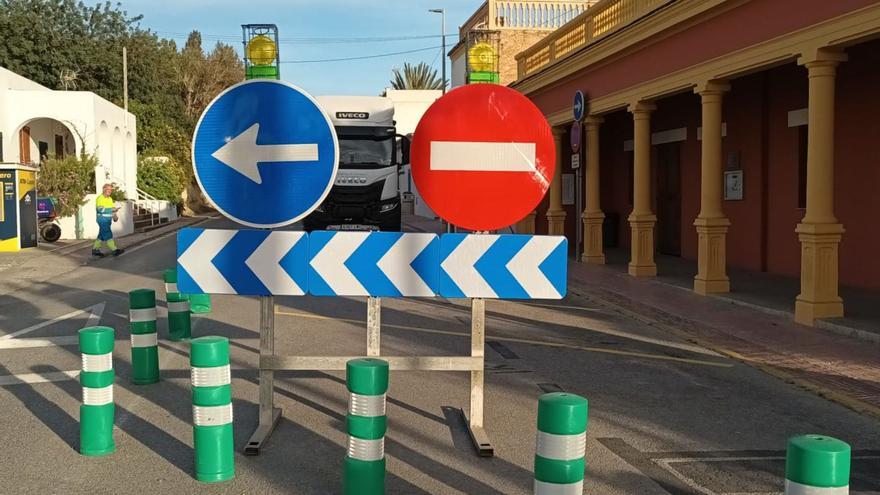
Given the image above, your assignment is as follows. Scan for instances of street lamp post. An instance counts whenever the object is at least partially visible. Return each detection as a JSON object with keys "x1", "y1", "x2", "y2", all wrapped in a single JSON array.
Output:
[{"x1": 429, "y1": 8, "x2": 446, "y2": 94}]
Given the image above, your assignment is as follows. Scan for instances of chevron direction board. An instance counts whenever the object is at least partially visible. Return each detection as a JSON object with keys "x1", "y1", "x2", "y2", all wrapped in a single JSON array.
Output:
[
  {"x1": 177, "y1": 228, "x2": 568, "y2": 299},
  {"x1": 439, "y1": 234, "x2": 567, "y2": 299},
  {"x1": 178, "y1": 228, "x2": 309, "y2": 296},
  {"x1": 308, "y1": 231, "x2": 438, "y2": 297}
]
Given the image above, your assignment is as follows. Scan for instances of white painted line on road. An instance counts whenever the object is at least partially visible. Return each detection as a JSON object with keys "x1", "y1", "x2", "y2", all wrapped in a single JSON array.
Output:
[
  {"x1": 430, "y1": 141, "x2": 536, "y2": 171},
  {"x1": 0, "y1": 335, "x2": 79, "y2": 349},
  {"x1": 0, "y1": 370, "x2": 79, "y2": 386},
  {"x1": 1, "y1": 302, "x2": 105, "y2": 340}
]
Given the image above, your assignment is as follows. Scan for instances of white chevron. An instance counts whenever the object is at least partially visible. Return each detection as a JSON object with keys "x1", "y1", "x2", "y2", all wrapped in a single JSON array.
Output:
[
  {"x1": 178, "y1": 229, "x2": 237, "y2": 294},
  {"x1": 245, "y1": 231, "x2": 306, "y2": 296},
  {"x1": 310, "y1": 232, "x2": 370, "y2": 295},
  {"x1": 440, "y1": 235, "x2": 497, "y2": 298},
  {"x1": 377, "y1": 234, "x2": 436, "y2": 297},
  {"x1": 506, "y1": 236, "x2": 564, "y2": 298}
]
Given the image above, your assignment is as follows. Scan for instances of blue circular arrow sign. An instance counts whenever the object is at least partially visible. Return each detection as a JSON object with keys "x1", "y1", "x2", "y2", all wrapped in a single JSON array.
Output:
[
  {"x1": 192, "y1": 80, "x2": 339, "y2": 228},
  {"x1": 573, "y1": 90, "x2": 585, "y2": 122}
]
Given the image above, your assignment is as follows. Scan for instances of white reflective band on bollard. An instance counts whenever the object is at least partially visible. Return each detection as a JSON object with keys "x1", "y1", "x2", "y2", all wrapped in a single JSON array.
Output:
[
  {"x1": 534, "y1": 480, "x2": 583, "y2": 495},
  {"x1": 192, "y1": 404, "x2": 233, "y2": 427},
  {"x1": 191, "y1": 365, "x2": 231, "y2": 387},
  {"x1": 165, "y1": 283, "x2": 178, "y2": 293},
  {"x1": 349, "y1": 393, "x2": 386, "y2": 417},
  {"x1": 785, "y1": 480, "x2": 849, "y2": 495},
  {"x1": 129, "y1": 308, "x2": 158, "y2": 322},
  {"x1": 130, "y1": 333, "x2": 158, "y2": 348},
  {"x1": 347, "y1": 437, "x2": 384, "y2": 462},
  {"x1": 83, "y1": 385, "x2": 114, "y2": 406},
  {"x1": 168, "y1": 301, "x2": 190, "y2": 313},
  {"x1": 81, "y1": 352, "x2": 113, "y2": 372},
  {"x1": 536, "y1": 431, "x2": 587, "y2": 461}
]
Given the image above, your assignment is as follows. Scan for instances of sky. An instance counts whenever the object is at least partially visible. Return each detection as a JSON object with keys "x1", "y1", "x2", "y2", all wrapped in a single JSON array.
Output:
[{"x1": 121, "y1": 0, "x2": 481, "y2": 96}]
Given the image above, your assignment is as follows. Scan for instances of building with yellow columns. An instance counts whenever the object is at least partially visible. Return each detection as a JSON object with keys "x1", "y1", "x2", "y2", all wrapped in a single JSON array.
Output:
[{"x1": 509, "y1": 0, "x2": 880, "y2": 326}]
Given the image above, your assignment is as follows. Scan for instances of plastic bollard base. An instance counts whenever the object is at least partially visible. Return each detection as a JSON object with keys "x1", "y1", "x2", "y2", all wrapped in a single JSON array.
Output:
[
  {"x1": 343, "y1": 456, "x2": 385, "y2": 495},
  {"x1": 80, "y1": 404, "x2": 115, "y2": 456},
  {"x1": 194, "y1": 422, "x2": 235, "y2": 483}
]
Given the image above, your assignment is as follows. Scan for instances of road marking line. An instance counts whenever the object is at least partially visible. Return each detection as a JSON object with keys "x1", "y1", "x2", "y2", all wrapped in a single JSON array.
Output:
[
  {"x1": 430, "y1": 141, "x2": 536, "y2": 172},
  {"x1": 275, "y1": 310, "x2": 732, "y2": 368},
  {"x1": 0, "y1": 336, "x2": 79, "y2": 349},
  {"x1": 1, "y1": 302, "x2": 105, "y2": 340},
  {"x1": 0, "y1": 370, "x2": 79, "y2": 386}
]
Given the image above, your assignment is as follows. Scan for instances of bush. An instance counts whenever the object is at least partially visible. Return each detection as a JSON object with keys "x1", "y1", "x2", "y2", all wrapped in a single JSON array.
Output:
[
  {"x1": 37, "y1": 155, "x2": 98, "y2": 218},
  {"x1": 137, "y1": 155, "x2": 185, "y2": 204}
]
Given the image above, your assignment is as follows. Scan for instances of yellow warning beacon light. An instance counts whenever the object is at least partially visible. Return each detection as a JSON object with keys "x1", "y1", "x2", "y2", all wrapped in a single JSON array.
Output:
[{"x1": 242, "y1": 24, "x2": 280, "y2": 80}]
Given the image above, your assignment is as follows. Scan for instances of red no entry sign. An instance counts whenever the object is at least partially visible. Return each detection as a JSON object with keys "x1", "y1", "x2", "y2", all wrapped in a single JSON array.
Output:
[{"x1": 411, "y1": 84, "x2": 556, "y2": 231}]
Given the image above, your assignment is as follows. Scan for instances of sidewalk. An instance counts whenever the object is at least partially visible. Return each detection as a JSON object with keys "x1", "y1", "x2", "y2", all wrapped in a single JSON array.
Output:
[
  {"x1": 0, "y1": 214, "x2": 216, "y2": 296},
  {"x1": 568, "y1": 260, "x2": 880, "y2": 418}
]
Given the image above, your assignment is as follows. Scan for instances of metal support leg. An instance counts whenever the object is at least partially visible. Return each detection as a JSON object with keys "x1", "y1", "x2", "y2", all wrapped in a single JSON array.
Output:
[
  {"x1": 464, "y1": 297, "x2": 493, "y2": 456},
  {"x1": 245, "y1": 295, "x2": 281, "y2": 455},
  {"x1": 367, "y1": 297, "x2": 381, "y2": 357}
]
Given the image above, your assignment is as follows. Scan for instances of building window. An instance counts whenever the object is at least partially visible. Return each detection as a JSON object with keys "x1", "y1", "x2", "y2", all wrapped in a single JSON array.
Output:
[{"x1": 798, "y1": 126, "x2": 808, "y2": 209}]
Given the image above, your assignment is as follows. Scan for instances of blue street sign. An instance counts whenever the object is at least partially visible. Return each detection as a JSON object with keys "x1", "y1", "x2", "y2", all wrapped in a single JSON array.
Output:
[
  {"x1": 573, "y1": 90, "x2": 585, "y2": 122},
  {"x1": 177, "y1": 228, "x2": 309, "y2": 296},
  {"x1": 192, "y1": 80, "x2": 339, "y2": 228},
  {"x1": 309, "y1": 231, "x2": 439, "y2": 297},
  {"x1": 439, "y1": 234, "x2": 567, "y2": 299}
]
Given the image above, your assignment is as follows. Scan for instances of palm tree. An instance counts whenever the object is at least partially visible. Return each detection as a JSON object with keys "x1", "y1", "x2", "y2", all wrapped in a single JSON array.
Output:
[{"x1": 390, "y1": 62, "x2": 445, "y2": 90}]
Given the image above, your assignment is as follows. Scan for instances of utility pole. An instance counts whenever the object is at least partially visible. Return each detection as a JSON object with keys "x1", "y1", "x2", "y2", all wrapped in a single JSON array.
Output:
[
  {"x1": 429, "y1": 8, "x2": 447, "y2": 94},
  {"x1": 122, "y1": 46, "x2": 129, "y2": 128}
]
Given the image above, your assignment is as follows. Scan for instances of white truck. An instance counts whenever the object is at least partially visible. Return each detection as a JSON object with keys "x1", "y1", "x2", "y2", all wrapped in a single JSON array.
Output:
[{"x1": 304, "y1": 96, "x2": 410, "y2": 232}]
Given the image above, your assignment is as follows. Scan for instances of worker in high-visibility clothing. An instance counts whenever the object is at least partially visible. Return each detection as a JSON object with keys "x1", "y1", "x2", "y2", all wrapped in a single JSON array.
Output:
[{"x1": 93, "y1": 183, "x2": 124, "y2": 257}]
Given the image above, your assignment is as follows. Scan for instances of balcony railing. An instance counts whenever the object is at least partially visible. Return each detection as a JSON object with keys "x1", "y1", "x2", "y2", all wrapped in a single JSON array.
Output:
[
  {"x1": 516, "y1": 0, "x2": 670, "y2": 78},
  {"x1": 460, "y1": 1, "x2": 597, "y2": 36}
]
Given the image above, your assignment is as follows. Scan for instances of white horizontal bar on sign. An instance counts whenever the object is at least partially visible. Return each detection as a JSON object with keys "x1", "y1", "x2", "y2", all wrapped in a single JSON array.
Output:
[
  {"x1": 261, "y1": 355, "x2": 484, "y2": 371},
  {"x1": 430, "y1": 141, "x2": 536, "y2": 172}
]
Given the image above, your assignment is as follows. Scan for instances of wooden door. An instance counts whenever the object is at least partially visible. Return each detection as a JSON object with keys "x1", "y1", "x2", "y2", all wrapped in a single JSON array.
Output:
[
  {"x1": 655, "y1": 142, "x2": 681, "y2": 256},
  {"x1": 19, "y1": 126, "x2": 30, "y2": 164},
  {"x1": 55, "y1": 134, "x2": 64, "y2": 159}
]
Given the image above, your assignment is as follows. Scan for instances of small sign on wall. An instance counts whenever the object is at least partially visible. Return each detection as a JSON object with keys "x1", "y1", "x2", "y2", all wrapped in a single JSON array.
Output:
[
  {"x1": 562, "y1": 174, "x2": 575, "y2": 205},
  {"x1": 571, "y1": 153, "x2": 580, "y2": 170},
  {"x1": 724, "y1": 170, "x2": 743, "y2": 201}
]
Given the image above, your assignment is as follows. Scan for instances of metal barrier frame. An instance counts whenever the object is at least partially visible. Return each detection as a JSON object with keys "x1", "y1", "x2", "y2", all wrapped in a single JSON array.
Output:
[{"x1": 244, "y1": 295, "x2": 494, "y2": 457}]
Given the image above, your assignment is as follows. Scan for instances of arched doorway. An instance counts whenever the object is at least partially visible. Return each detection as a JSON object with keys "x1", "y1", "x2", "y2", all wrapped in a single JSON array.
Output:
[{"x1": 13, "y1": 118, "x2": 79, "y2": 166}]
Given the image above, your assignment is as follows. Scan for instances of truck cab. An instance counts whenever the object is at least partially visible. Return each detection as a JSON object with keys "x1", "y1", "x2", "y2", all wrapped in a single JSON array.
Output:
[{"x1": 305, "y1": 96, "x2": 409, "y2": 232}]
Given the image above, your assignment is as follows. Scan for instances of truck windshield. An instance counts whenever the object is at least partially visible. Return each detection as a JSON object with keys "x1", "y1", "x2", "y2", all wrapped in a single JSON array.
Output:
[{"x1": 338, "y1": 136, "x2": 393, "y2": 168}]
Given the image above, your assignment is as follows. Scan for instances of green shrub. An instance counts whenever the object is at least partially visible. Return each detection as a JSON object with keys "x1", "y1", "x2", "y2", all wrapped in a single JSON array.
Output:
[
  {"x1": 37, "y1": 155, "x2": 98, "y2": 218},
  {"x1": 137, "y1": 155, "x2": 185, "y2": 204}
]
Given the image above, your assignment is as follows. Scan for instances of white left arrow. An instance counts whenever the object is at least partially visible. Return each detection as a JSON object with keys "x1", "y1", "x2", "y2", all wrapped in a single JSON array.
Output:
[
  {"x1": 212, "y1": 123, "x2": 319, "y2": 184},
  {"x1": 179, "y1": 229, "x2": 237, "y2": 294}
]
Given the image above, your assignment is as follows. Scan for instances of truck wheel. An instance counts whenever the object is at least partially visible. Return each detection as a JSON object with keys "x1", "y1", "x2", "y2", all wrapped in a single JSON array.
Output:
[{"x1": 40, "y1": 223, "x2": 61, "y2": 243}]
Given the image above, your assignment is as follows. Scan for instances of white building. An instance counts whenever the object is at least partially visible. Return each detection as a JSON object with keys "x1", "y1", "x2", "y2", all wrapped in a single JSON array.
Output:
[
  {"x1": 0, "y1": 66, "x2": 140, "y2": 239},
  {"x1": 383, "y1": 89, "x2": 441, "y2": 218}
]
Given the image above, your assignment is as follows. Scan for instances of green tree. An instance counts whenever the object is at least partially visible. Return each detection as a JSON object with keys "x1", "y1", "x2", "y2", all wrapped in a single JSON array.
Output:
[
  {"x1": 137, "y1": 156, "x2": 184, "y2": 204},
  {"x1": 390, "y1": 62, "x2": 445, "y2": 90}
]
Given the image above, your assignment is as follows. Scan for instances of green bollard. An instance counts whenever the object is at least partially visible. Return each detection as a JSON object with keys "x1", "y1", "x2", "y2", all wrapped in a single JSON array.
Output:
[
  {"x1": 129, "y1": 289, "x2": 159, "y2": 385},
  {"x1": 189, "y1": 294, "x2": 212, "y2": 314},
  {"x1": 344, "y1": 358, "x2": 388, "y2": 495},
  {"x1": 785, "y1": 435, "x2": 850, "y2": 494},
  {"x1": 79, "y1": 326, "x2": 115, "y2": 456},
  {"x1": 163, "y1": 269, "x2": 178, "y2": 295},
  {"x1": 167, "y1": 292, "x2": 192, "y2": 341},
  {"x1": 191, "y1": 336, "x2": 234, "y2": 483},
  {"x1": 165, "y1": 268, "x2": 211, "y2": 314},
  {"x1": 534, "y1": 392, "x2": 588, "y2": 495}
]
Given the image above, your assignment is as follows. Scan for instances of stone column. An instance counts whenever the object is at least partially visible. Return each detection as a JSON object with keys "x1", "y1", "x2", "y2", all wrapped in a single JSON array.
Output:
[
  {"x1": 516, "y1": 211, "x2": 537, "y2": 234},
  {"x1": 547, "y1": 127, "x2": 567, "y2": 236},
  {"x1": 693, "y1": 80, "x2": 732, "y2": 294},
  {"x1": 582, "y1": 116, "x2": 605, "y2": 263},
  {"x1": 627, "y1": 102, "x2": 657, "y2": 277},
  {"x1": 794, "y1": 48, "x2": 847, "y2": 326}
]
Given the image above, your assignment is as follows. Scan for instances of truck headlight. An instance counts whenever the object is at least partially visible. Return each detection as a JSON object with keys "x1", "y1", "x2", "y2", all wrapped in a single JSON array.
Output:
[{"x1": 380, "y1": 202, "x2": 398, "y2": 213}]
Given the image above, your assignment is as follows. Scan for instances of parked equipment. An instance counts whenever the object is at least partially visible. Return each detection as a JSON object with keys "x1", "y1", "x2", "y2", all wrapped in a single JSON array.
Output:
[{"x1": 37, "y1": 197, "x2": 61, "y2": 243}]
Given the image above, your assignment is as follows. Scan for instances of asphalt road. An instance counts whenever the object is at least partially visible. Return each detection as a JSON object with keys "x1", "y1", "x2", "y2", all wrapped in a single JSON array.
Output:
[{"x1": 0, "y1": 217, "x2": 878, "y2": 494}]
